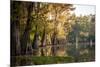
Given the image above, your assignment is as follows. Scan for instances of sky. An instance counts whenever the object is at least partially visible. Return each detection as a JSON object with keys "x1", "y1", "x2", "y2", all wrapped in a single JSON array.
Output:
[{"x1": 73, "y1": 4, "x2": 96, "y2": 16}]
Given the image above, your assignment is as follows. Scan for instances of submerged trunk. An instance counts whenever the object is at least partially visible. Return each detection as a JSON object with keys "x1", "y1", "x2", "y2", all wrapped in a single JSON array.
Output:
[
  {"x1": 51, "y1": 32, "x2": 57, "y2": 56},
  {"x1": 20, "y1": 3, "x2": 33, "y2": 55},
  {"x1": 51, "y1": 7, "x2": 58, "y2": 56},
  {"x1": 20, "y1": 23, "x2": 31, "y2": 55},
  {"x1": 11, "y1": 21, "x2": 21, "y2": 56},
  {"x1": 11, "y1": 0, "x2": 21, "y2": 56},
  {"x1": 32, "y1": 2, "x2": 42, "y2": 55},
  {"x1": 41, "y1": 28, "x2": 47, "y2": 56},
  {"x1": 90, "y1": 39, "x2": 93, "y2": 47},
  {"x1": 75, "y1": 35, "x2": 78, "y2": 49},
  {"x1": 32, "y1": 26, "x2": 40, "y2": 55}
]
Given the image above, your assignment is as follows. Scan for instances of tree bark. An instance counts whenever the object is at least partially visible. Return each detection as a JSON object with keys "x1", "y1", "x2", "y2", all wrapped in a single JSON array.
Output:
[
  {"x1": 75, "y1": 35, "x2": 78, "y2": 49},
  {"x1": 11, "y1": 1, "x2": 21, "y2": 56},
  {"x1": 51, "y1": 7, "x2": 58, "y2": 56},
  {"x1": 11, "y1": 21, "x2": 21, "y2": 56},
  {"x1": 41, "y1": 28, "x2": 47, "y2": 56},
  {"x1": 32, "y1": 26, "x2": 40, "y2": 55},
  {"x1": 20, "y1": 3, "x2": 34, "y2": 55}
]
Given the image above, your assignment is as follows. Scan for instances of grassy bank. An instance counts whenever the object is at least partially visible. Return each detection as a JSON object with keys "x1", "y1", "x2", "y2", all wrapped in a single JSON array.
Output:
[{"x1": 11, "y1": 56, "x2": 74, "y2": 66}]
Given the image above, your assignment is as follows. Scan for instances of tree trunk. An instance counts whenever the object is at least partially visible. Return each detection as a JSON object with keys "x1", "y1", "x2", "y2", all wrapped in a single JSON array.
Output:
[
  {"x1": 32, "y1": 2, "x2": 41, "y2": 56},
  {"x1": 90, "y1": 39, "x2": 93, "y2": 47},
  {"x1": 75, "y1": 35, "x2": 78, "y2": 49},
  {"x1": 51, "y1": 8, "x2": 58, "y2": 56},
  {"x1": 41, "y1": 28, "x2": 47, "y2": 56},
  {"x1": 51, "y1": 32, "x2": 57, "y2": 56},
  {"x1": 20, "y1": 3, "x2": 33, "y2": 55},
  {"x1": 11, "y1": 21, "x2": 21, "y2": 56},
  {"x1": 32, "y1": 26, "x2": 40, "y2": 55}
]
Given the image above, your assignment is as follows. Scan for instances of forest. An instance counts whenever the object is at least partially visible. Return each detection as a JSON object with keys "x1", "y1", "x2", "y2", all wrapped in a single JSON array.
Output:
[{"x1": 11, "y1": 1, "x2": 95, "y2": 66}]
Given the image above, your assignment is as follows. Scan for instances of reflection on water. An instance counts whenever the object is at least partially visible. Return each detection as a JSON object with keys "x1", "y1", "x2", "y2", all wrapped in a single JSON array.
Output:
[{"x1": 66, "y1": 42, "x2": 95, "y2": 62}]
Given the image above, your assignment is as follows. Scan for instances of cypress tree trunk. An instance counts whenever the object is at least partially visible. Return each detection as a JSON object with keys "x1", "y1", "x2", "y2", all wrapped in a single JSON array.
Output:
[
  {"x1": 32, "y1": 26, "x2": 40, "y2": 55},
  {"x1": 11, "y1": 1, "x2": 21, "y2": 56},
  {"x1": 32, "y1": 2, "x2": 41, "y2": 56},
  {"x1": 41, "y1": 28, "x2": 47, "y2": 56},
  {"x1": 75, "y1": 35, "x2": 78, "y2": 49},
  {"x1": 51, "y1": 32, "x2": 57, "y2": 56},
  {"x1": 20, "y1": 3, "x2": 34, "y2": 55},
  {"x1": 11, "y1": 21, "x2": 21, "y2": 56},
  {"x1": 51, "y1": 8, "x2": 58, "y2": 56}
]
